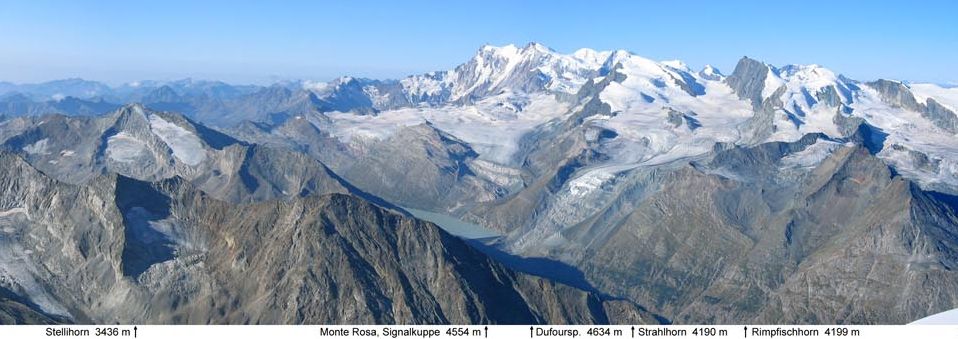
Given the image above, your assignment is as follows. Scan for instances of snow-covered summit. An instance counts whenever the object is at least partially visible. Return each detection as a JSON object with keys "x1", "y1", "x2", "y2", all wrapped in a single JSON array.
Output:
[
  {"x1": 294, "y1": 44, "x2": 958, "y2": 192},
  {"x1": 398, "y1": 42, "x2": 619, "y2": 102},
  {"x1": 698, "y1": 64, "x2": 723, "y2": 80}
]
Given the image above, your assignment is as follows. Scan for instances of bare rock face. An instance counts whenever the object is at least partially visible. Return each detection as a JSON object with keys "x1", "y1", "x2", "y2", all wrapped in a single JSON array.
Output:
[
  {"x1": 725, "y1": 57, "x2": 771, "y2": 109},
  {"x1": 0, "y1": 151, "x2": 658, "y2": 324},
  {"x1": 488, "y1": 132, "x2": 958, "y2": 324},
  {"x1": 0, "y1": 104, "x2": 353, "y2": 204},
  {"x1": 331, "y1": 123, "x2": 509, "y2": 211},
  {"x1": 0, "y1": 298, "x2": 62, "y2": 324},
  {"x1": 238, "y1": 118, "x2": 519, "y2": 213},
  {"x1": 866, "y1": 80, "x2": 958, "y2": 133}
]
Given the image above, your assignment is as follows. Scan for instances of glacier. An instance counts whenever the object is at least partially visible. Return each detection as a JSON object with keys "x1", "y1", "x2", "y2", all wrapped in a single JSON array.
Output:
[{"x1": 148, "y1": 114, "x2": 206, "y2": 166}]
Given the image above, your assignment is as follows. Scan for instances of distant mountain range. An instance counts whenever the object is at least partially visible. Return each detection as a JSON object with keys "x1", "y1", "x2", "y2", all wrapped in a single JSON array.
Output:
[{"x1": 2, "y1": 43, "x2": 958, "y2": 324}]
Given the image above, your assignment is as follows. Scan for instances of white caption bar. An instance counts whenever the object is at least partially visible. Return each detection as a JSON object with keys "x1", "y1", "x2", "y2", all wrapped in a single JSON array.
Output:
[{"x1": 0, "y1": 324, "x2": 954, "y2": 339}]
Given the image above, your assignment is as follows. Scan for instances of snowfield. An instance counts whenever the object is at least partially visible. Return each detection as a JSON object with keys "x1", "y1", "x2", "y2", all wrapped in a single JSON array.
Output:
[
  {"x1": 911, "y1": 83, "x2": 958, "y2": 112},
  {"x1": 326, "y1": 92, "x2": 571, "y2": 165},
  {"x1": 780, "y1": 139, "x2": 846, "y2": 169},
  {"x1": 106, "y1": 132, "x2": 150, "y2": 163},
  {"x1": 911, "y1": 308, "x2": 958, "y2": 324},
  {"x1": 22, "y1": 138, "x2": 50, "y2": 155},
  {"x1": 148, "y1": 114, "x2": 207, "y2": 166}
]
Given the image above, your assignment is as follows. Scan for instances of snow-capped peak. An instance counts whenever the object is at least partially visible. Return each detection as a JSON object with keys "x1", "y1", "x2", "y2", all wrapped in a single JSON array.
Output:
[
  {"x1": 606, "y1": 52, "x2": 704, "y2": 90},
  {"x1": 776, "y1": 64, "x2": 841, "y2": 89},
  {"x1": 400, "y1": 43, "x2": 630, "y2": 102},
  {"x1": 305, "y1": 44, "x2": 731, "y2": 111},
  {"x1": 523, "y1": 41, "x2": 552, "y2": 53},
  {"x1": 334, "y1": 76, "x2": 356, "y2": 84},
  {"x1": 477, "y1": 43, "x2": 522, "y2": 62},
  {"x1": 763, "y1": 63, "x2": 855, "y2": 110},
  {"x1": 302, "y1": 80, "x2": 331, "y2": 94},
  {"x1": 699, "y1": 64, "x2": 723, "y2": 80}
]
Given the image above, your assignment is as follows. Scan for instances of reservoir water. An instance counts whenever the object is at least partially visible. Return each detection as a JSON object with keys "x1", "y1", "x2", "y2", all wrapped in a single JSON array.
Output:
[{"x1": 403, "y1": 207, "x2": 500, "y2": 239}]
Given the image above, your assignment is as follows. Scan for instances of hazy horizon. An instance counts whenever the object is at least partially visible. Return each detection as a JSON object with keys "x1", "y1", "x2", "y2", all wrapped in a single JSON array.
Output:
[{"x1": 2, "y1": 0, "x2": 956, "y2": 85}]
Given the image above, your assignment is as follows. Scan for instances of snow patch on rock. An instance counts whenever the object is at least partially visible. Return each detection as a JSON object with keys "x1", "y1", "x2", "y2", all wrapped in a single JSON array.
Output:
[
  {"x1": 781, "y1": 140, "x2": 844, "y2": 169},
  {"x1": 22, "y1": 139, "x2": 50, "y2": 155},
  {"x1": 0, "y1": 207, "x2": 28, "y2": 218},
  {"x1": 106, "y1": 132, "x2": 149, "y2": 163},
  {"x1": 148, "y1": 115, "x2": 206, "y2": 166}
]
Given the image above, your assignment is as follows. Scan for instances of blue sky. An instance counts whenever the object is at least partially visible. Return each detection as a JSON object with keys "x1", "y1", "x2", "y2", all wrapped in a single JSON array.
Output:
[{"x1": 1, "y1": 0, "x2": 955, "y2": 85}]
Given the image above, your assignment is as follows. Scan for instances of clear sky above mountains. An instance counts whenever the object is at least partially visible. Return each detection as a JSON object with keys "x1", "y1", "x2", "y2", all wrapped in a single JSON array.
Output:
[{"x1": 1, "y1": 0, "x2": 955, "y2": 85}]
